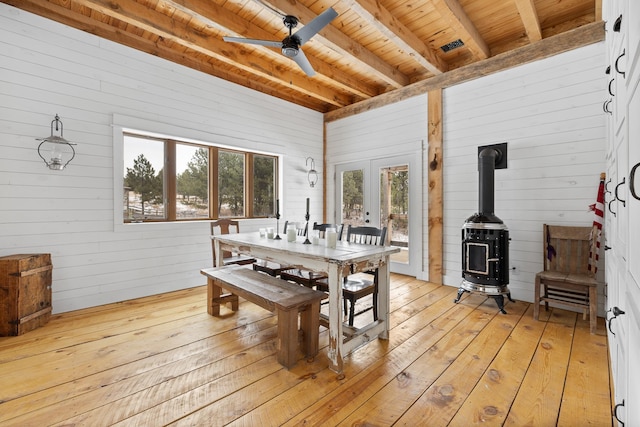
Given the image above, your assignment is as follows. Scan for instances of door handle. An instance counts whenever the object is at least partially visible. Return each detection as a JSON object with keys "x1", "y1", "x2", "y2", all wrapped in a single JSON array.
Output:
[
  {"x1": 614, "y1": 399, "x2": 625, "y2": 426},
  {"x1": 630, "y1": 162, "x2": 640, "y2": 201},
  {"x1": 615, "y1": 177, "x2": 626, "y2": 207},
  {"x1": 615, "y1": 49, "x2": 626, "y2": 78}
]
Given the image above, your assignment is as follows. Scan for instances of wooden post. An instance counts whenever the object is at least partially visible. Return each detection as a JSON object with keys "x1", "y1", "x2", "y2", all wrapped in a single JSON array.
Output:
[{"x1": 428, "y1": 89, "x2": 443, "y2": 284}]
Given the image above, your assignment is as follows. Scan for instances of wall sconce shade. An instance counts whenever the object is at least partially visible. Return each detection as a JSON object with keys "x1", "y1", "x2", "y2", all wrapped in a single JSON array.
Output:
[
  {"x1": 306, "y1": 157, "x2": 319, "y2": 188},
  {"x1": 36, "y1": 114, "x2": 76, "y2": 171}
]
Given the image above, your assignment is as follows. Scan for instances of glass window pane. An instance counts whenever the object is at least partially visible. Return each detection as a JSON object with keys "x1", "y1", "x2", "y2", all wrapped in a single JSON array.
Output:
[
  {"x1": 176, "y1": 145, "x2": 209, "y2": 219},
  {"x1": 382, "y1": 166, "x2": 409, "y2": 264},
  {"x1": 253, "y1": 155, "x2": 275, "y2": 217},
  {"x1": 123, "y1": 135, "x2": 165, "y2": 221},
  {"x1": 218, "y1": 150, "x2": 245, "y2": 217},
  {"x1": 341, "y1": 169, "x2": 364, "y2": 227}
]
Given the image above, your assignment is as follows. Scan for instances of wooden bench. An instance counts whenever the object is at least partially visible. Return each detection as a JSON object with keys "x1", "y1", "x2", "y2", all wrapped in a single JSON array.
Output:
[{"x1": 200, "y1": 265, "x2": 328, "y2": 369}]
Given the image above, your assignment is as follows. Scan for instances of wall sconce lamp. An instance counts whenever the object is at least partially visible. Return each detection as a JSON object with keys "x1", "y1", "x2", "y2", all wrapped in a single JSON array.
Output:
[
  {"x1": 306, "y1": 157, "x2": 319, "y2": 188},
  {"x1": 35, "y1": 114, "x2": 76, "y2": 170}
]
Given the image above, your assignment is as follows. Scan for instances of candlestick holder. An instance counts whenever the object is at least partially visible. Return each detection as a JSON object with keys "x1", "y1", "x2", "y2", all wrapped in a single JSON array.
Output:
[
  {"x1": 274, "y1": 213, "x2": 281, "y2": 240},
  {"x1": 303, "y1": 212, "x2": 311, "y2": 244}
]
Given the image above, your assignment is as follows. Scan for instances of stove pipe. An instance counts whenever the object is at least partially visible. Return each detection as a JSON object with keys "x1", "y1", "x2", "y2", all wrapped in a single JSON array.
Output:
[
  {"x1": 468, "y1": 147, "x2": 503, "y2": 224},
  {"x1": 479, "y1": 147, "x2": 498, "y2": 217}
]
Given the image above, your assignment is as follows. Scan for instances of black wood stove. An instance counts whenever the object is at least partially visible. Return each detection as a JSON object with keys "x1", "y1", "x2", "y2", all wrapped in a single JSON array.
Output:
[{"x1": 454, "y1": 143, "x2": 514, "y2": 313}]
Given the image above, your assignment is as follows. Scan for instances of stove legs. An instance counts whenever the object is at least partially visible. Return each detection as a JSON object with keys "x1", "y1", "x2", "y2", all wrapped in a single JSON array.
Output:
[
  {"x1": 454, "y1": 287, "x2": 467, "y2": 304},
  {"x1": 454, "y1": 288, "x2": 514, "y2": 314},
  {"x1": 491, "y1": 295, "x2": 508, "y2": 314}
]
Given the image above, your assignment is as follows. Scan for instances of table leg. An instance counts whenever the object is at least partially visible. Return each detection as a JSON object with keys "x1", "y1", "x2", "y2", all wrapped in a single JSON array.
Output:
[
  {"x1": 327, "y1": 262, "x2": 344, "y2": 376},
  {"x1": 377, "y1": 258, "x2": 391, "y2": 340},
  {"x1": 214, "y1": 239, "x2": 224, "y2": 268}
]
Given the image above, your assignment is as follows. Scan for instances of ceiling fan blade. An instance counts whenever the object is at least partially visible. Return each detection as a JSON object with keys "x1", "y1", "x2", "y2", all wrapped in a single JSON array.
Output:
[
  {"x1": 223, "y1": 36, "x2": 282, "y2": 48},
  {"x1": 294, "y1": 7, "x2": 338, "y2": 46},
  {"x1": 292, "y1": 48, "x2": 316, "y2": 76}
]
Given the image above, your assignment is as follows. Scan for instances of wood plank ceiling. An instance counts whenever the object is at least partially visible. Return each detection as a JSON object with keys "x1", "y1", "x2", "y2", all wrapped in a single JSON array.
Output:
[{"x1": 3, "y1": 0, "x2": 601, "y2": 113}]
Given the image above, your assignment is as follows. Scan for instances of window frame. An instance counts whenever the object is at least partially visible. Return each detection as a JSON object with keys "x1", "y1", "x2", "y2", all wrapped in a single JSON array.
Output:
[{"x1": 121, "y1": 131, "x2": 279, "y2": 223}]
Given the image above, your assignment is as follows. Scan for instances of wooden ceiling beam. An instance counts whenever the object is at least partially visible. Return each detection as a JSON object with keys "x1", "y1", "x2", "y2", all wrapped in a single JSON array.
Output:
[
  {"x1": 340, "y1": 0, "x2": 448, "y2": 75},
  {"x1": 163, "y1": 0, "x2": 378, "y2": 99},
  {"x1": 514, "y1": 0, "x2": 542, "y2": 42},
  {"x1": 2, "y1": 0, "x2": 331, "y2": 111},
  {"x1": 75, "y1": 0, "x2": 350, "y2": 107},
  {"x1": 325, "y1": 21, "x2": 604, "y2": 122},
  {"x1": 262, "y1": 0, "x2": 409, "y2": 89},
  {"x1": 431, "y1": 0, "x2": 490, "y2": 59}
]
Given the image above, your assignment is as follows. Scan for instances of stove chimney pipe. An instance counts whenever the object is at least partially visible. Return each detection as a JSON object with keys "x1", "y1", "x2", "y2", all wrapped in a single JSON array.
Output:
[
  {"x1": 466, "y1": 143, "x2": 507, "y2": 225},
  {"x1": 478, "y1": 147, "x2": 498, "y2": 215}
]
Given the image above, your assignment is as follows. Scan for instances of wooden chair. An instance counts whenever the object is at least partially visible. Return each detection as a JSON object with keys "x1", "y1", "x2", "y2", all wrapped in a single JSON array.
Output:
[
  {"x1": 210, "y1": 219, "x2": 256, "y2": 267},
  {"x1": 534, "y1": 224, "x2": 599, "y2": 333},
  {"x1": 316, "y1": 225, "x2": 387, "y2": 327},
  {"x1": 279, "y1": 223, "x2": 343, "y2": 288},
  {"x1": 252, "y1": 221, "x2": 306, "y2": 276}
]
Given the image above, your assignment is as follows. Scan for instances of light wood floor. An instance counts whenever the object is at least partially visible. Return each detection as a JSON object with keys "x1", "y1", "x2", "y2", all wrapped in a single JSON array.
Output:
[{"x1": 0, "y1": 274, "x2": 612, "y2": 426}]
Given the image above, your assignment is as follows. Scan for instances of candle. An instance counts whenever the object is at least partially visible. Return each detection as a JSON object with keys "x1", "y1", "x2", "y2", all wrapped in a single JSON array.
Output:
[
  {"x1": 326, "y1": 228, "x2": 337, "y2": 249},
  {"x1": 287, "y1": 227, "x2": 296, "y2": 242},
  {"x1": 306, "y1": 198, "x2": 310, "y2": 215}
]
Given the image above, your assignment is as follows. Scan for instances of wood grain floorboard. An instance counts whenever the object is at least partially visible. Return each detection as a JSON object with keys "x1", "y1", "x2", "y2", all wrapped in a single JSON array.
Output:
[{"x1": 0, "y1": 274, "x2": 612, "y2": 426}]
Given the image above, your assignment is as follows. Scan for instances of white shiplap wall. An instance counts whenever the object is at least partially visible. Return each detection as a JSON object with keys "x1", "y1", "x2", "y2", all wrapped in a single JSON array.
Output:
[
  {"x1": 442, "y1": 42, "x2": 607, "y2": 307},
  {"x1": 0, "y1": 4, "x2": 323, "y2": 313},
  {"x1": 324, "y1": 43, "x2": 606, "y2": 309},
  {"x1": 325, "y1": 95, "x2": 428, "y2": 278}
]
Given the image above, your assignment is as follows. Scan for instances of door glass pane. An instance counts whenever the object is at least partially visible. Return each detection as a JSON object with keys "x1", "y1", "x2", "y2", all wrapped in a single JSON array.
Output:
[
  {"x1": 218, "y1": 150, "x2": 245, "y2": 217},
  {"x1": 176, "y1": 145, "x2": 209, "y2": 219},
  {"x1": 381, "y1": 165, "x2": 409, "y2": 264},
  {"x1": 341, "y1": 169, "x2": 365, "y2": 227}
]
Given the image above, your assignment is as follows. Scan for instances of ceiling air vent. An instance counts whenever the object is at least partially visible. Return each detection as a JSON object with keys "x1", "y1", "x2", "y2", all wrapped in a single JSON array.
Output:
[{"x1": 440, "y1": 39, "x2": 464, "y2": 52}]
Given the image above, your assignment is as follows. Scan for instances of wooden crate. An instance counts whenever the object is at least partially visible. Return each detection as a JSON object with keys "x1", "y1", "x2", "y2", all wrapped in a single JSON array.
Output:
[{"x1": 0, "y1": 254, "x2": 53, "y2": 336}]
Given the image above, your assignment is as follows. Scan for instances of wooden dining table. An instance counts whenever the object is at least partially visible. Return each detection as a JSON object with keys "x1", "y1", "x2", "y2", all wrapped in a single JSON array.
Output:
[{"x1": 212, "y1": 231, "x2": 400, "y2": 376}]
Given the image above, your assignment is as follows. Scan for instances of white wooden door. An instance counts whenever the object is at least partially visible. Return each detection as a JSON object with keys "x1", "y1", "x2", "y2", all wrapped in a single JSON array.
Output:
[{"x1": 336, "y1": 154, "x2": 421, "y2": 276}]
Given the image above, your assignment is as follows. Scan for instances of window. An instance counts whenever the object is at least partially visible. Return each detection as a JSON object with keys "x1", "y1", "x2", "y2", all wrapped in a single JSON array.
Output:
[
  {"x1": 218, "y1": 150, "x2": 245, "y2": 217},
  {"x1": 123, "y1": 133, "x2": 278, "y2": 222},
  {"x1": 123, "y1": 135, "x2": 166, "y2": 221},
  {"x1": 176, "y1": 144, "x2": 209, "y2": 219},
  {"x1": 252, "y1": 155, "x2": 276, "y2": 217}
]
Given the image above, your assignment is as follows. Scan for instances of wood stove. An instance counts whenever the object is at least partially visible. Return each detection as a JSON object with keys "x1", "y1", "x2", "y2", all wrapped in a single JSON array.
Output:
[{"x1": 454, "y1": 143, "x2": 513, "y2": 313}]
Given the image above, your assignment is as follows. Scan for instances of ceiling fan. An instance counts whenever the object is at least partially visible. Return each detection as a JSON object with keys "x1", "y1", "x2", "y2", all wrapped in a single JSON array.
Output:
[{"x1": 223, "y1": 8, "x2": 338, "y2": 77}]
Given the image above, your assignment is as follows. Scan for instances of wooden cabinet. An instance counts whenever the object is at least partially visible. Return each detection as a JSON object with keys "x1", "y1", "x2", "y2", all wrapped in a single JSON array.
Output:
[
  {"x1": 0, "y1": 254, "x2": 53, "y2": 336},
  {"x1": 604, "y1": 0, "x2": 640, "y2": 425}
]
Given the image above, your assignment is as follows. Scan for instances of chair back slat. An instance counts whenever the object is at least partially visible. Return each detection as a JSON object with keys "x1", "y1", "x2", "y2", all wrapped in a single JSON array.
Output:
[
  {"x1": 284, "y1": 221, "x2": 308, "y2": 236},
  {"x1": 346, "y1": 225, "x2": 387, "y2": 247},
  {"x1": 543, "y1": 224, "x2": 593, "y2": 276},
  {"x1": 312, "y1": 222, "x2": 343, "y2": 239}
]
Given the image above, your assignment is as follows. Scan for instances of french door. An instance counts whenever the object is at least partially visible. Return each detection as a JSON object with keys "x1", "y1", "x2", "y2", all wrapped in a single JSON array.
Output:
[{"x1": 335, "y1": 154, "x2": 421, "y2": 276}]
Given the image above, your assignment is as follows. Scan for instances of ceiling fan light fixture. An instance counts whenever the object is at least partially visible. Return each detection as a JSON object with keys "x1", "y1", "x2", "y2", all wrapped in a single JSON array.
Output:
[
  {"x1": 282, "y1": 37, "x2": 299, "y2": 57},
  {"x1": 282, "y1": 47, "x2": 298, "y2": 57}
]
